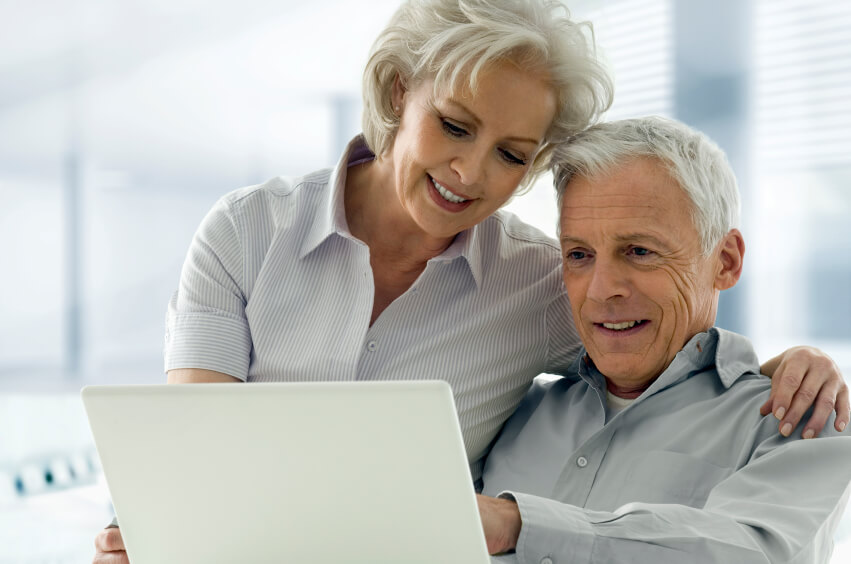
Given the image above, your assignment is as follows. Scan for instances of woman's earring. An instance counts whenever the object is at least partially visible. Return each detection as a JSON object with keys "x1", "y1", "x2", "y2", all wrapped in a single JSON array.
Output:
[{"x1": 394, "y1": 106, "x2": 400, "y2": 113}]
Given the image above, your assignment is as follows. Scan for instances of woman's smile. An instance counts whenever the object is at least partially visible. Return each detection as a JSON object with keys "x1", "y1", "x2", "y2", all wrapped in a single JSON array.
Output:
[
  {"x1": 381, "y1": 59, "x2": 557, "y2": 241},
  {"x1": 427, "y1": 175, "x2": 475, "y2": 211}
]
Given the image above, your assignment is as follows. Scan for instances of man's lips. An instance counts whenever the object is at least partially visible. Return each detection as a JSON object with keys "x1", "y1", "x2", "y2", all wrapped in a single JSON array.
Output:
[{"x1": 593, "y1": 319, "x2": 650, "y2": 336}]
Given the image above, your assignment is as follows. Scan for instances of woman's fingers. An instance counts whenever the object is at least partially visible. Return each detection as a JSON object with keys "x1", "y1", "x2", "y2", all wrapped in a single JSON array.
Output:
[{"x1": 767, "y1": 347, "x2": 848, "y2": 437}]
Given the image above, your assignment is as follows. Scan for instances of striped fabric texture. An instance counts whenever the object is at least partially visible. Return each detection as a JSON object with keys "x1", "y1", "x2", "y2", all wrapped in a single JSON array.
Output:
[{"x1": 165, "y1": 137, "x2": 582, "y2": 479}]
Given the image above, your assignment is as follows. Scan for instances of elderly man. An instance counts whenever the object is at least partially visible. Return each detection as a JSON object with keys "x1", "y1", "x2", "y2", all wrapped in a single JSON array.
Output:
[{"x1": 476, "y1": 117, "x2": 851, "y2": 563}]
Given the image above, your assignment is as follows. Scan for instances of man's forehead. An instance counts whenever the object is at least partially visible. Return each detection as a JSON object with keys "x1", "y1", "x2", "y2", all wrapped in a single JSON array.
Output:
[
  {"x1": 559, "y1": 192, "x2": 681, "y2": 235},
  {"x1": 560, "y1": 193, "x2": 663, "y2": 219},
  {"x1": 560, "y1": 159, "x2": 686, "y2": 223}
]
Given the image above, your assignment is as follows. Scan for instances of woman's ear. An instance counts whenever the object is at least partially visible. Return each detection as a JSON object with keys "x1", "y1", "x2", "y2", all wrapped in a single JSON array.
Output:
[
  {"x1": 714, "y1": 229, "x2": 745, "y2": 291},
  {"x1": 391, "y1": 73, "x2": 407, "y2": 114}
]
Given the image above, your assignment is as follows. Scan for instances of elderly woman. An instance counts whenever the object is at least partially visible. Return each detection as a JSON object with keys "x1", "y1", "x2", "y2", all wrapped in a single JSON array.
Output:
[{"x1": 93, "y1": 1, "x2": 847, "y2": 562}]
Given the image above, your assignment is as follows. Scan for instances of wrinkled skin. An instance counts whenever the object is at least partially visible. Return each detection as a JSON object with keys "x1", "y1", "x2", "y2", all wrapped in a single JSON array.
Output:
[{"x1": 558, "y1": 157, "x2": 735, "y2": 395}]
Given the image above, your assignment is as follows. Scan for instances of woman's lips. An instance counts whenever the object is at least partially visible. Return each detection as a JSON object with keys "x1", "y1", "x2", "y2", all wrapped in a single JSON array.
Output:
[{"x1": 427, "y1": 175, "x2": 475, "y2": 212}]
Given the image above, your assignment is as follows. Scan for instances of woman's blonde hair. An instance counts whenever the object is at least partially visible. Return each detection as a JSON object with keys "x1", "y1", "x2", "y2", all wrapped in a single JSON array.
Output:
[{"x1": 362, "y1": 0, "x2": 613, "y2": 187}]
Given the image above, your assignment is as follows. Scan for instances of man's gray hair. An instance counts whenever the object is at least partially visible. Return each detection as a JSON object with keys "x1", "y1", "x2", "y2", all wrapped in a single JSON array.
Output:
[
  {"x1": 362, "y1": 0, "x2": 613, "y2": 189},
  {"x1": 554, "y1": 116, "x2": 741, "y2": 254}
]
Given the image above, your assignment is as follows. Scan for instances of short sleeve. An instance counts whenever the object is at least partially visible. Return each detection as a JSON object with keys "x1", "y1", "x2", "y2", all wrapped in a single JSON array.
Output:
[{"x1": 164, "y1": 196, "x2": 252, "y2": 379}]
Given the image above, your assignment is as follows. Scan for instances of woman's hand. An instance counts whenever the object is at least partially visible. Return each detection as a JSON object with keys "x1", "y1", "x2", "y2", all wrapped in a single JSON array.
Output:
[
  {"x1": 759, "y1": 346, "x2": 849, "y2": 438},
  {"x1": 93, "y1": 527, "x2": 128, "y2": 564}
]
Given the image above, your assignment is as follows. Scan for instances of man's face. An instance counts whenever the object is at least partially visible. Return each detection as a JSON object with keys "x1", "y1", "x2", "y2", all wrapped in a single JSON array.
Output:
[{"x1": 559, "y1": 158, "x2": 722, "y2": 394}]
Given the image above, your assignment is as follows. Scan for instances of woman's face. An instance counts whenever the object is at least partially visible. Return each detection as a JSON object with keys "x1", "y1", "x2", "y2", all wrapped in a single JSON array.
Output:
[{"x1": 389, "y1": 61, "x2": 557, "y2": 239}]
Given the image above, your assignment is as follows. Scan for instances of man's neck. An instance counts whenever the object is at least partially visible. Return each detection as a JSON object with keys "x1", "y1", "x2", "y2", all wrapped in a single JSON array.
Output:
[{"x1": 605, "y1": 377, "x2": 650, "y2": 400}]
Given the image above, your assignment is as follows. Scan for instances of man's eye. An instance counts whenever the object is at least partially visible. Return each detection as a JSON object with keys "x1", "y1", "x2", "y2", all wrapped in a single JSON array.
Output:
[
  {"x1": 629, "y1": 247, "x2": 654, "y2": 258},
  {"x1": 442, "y1": 120, "x2": 469, "y2": 138},
  {"x1": 566, "y1": 250, "x2": 587, "y2": 261}
]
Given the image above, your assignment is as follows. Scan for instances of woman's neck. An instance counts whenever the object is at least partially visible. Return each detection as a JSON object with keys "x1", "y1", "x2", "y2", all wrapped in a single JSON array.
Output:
[{"x1": 344, "y1": 156, "x2": 456, "y2": 268}]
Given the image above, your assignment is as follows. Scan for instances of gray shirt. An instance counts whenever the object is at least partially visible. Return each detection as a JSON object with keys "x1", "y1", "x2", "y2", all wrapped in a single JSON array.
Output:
[{"x1": 482, "y1": 328, "x2": 851, "y2": 563}]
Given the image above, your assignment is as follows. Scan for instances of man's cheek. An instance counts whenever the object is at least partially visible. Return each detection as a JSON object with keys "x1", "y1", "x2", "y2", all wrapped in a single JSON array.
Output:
[{"x1": 661, "y1": 268, "x2": 699, "y2": 307}]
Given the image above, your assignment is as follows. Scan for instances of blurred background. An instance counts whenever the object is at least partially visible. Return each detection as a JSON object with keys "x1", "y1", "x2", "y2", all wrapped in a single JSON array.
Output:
[{"x1": 1, "y1": 0, "x2": 850, "y2": 561}]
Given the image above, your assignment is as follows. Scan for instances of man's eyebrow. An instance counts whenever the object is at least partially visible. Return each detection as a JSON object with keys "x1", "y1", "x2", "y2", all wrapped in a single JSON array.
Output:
[
  {"x1": 444, "y1": 99, "x2": 542, "y2": 146},
  {"x1": 558, "y1": 233, "x2": 674, "y2": 252},
  {"x1": 559, "y1": 235, "x2": 588, "y2": 247},
  {"x1": 614, "y1": 233, "x2": 674, "y2": 252}
]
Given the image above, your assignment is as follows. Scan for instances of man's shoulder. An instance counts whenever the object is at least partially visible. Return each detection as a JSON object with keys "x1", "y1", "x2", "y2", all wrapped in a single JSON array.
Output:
[
  {"x1": 710, "y1": 328, "x2": 763, "y2": 389},
  {"x1": 711, "y1": 371, "x2": 773, "y2": 425},
  {"x1": 677, "y1": 329, "x2": 772, "y2": 426}
]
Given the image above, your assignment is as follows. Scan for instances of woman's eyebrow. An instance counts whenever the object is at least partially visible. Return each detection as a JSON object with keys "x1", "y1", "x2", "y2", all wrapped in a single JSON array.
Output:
[
  {"x1": 444, "y1": 98, "x2": 542, "y2": 146},
  {"x1": 444, "y1": 98, "x2": 481, "y2": 125}
]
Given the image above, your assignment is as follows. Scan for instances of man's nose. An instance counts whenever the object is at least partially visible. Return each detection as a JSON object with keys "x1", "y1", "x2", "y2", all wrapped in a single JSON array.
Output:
[{"x1": 586, "y1": 258, "x2": 631, "y2": 302}]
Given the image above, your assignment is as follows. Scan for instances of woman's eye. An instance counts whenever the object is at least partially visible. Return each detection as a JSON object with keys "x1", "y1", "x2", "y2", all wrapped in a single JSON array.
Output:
[
  {"x1": 442, "y1": 120, "x2": 469, "y2": 138},
  {"x1": 499, "y1": 148, "x2": 527, "y2": 166}
]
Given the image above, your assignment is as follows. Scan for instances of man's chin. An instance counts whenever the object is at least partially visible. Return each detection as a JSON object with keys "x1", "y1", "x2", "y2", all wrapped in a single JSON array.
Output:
[{"x1": 587, "y1": 355, "x2": 657, "y2": 388}]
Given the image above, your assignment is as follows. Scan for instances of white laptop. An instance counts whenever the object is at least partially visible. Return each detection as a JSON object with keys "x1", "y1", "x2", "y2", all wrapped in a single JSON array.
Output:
[{"x1": 82, "y1": 381, "x2": 491, "y2": 564}]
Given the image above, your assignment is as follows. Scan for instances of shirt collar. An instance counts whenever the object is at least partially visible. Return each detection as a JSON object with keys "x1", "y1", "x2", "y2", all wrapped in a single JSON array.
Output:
[
  {"x1": 712, "y1": 327, "x2": 763, "y2": 387},
  {"x1": 424, "y1": 224, "x2": 484, "y2": 289},
  {"x1": 660, "y1": 327, "x2": 761, "y2": 390},
  {"x1": 300, "y1": 135, "x2": 375, "y2": 259},
  {"x1": 300, "y1": 135, "x2": 483, "y2": 289},
  {"x1": 574, "y1": 326, "x2": 762, "y2": 396}
]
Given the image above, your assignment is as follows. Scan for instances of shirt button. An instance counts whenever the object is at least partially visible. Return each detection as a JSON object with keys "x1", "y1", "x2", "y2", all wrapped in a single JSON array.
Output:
[
  {"x1": 576, "y1": 456, "x2": 588, "y2": 468},
  {"x1": 366, "y1": 340, "x2": 377, "y2": 352},
  {"x1": 541, "y1": 558, "x2": 554, "y2": 564}
]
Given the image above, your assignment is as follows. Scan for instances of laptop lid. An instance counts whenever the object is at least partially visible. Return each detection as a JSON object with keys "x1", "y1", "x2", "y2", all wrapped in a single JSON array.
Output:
[{"x1": 82, "y1": 381, "x2": 490, "y2": 564}]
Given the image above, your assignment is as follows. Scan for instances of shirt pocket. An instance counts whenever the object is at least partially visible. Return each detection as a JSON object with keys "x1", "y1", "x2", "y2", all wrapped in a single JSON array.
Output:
[{"x1": 617, "y1": 450, "x2": 731, "y2": 507}]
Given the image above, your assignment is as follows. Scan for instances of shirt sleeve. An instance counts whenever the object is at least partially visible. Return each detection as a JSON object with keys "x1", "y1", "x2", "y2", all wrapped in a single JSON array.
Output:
[
  {"x1": 164, "y1": 195, "x2": 252, "y2": 379},
  {"x1": 504, "y1": 436, "x2": 851, "y2": 564}
]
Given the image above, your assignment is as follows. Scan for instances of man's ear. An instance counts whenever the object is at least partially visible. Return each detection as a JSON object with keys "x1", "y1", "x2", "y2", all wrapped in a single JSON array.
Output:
[
  {"x1": 714, "y1": 229, "x2": 745, "y2": 291},
  {"x1": 391, "y1": 73, "x2": 407, "y2": 113}
]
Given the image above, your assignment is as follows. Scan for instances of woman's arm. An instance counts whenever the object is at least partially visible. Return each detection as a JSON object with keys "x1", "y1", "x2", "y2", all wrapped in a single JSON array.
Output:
[{"x1": 167, "y1": 368, "x2": 241, "y2": 384}]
